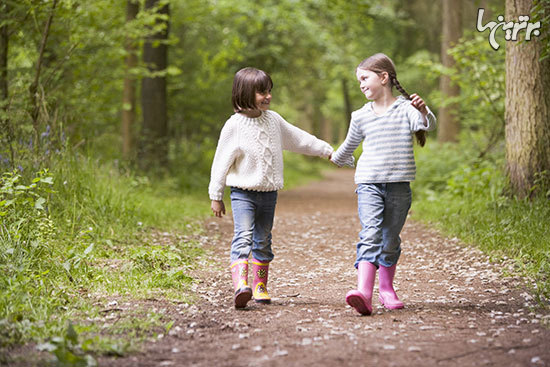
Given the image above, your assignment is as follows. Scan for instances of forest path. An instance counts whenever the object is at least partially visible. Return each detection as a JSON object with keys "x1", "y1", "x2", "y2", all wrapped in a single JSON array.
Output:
[{"x1": 109, "y1": 169, "x2": 550, "y2": 367}]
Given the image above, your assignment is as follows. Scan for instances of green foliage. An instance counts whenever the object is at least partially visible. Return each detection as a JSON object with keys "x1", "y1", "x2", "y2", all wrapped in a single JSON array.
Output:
[
  {"x1": 411, "y1": 142, "x2": 477, "y2": 201},
  {"x1": 0, "y1": 169, "x2": 71, "y2": 345},
  {"x1": 36, "y1": 323, "x2": 97, "y2": 367},
  {"x1": 1, "y1": 0, "x2": 412, "y2": 171},
  {"x1": 532, "y1": 0, "x2": 550, "y2": 60},
  {"x1": 0, "y1": 155, "x2": 208, "y2": 354},
  {"x1": 399, "y1": 50, "x2": 439, "y2": 112},
  {"x1": 413, "y1": 33, "x2": 505, "y2": 155},
  {"x1": 412, "y1": 142, "x2": 550, "y2": 306}
]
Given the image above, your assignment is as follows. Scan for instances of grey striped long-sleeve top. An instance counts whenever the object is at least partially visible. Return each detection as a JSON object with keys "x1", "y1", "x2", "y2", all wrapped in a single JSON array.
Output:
[{"x1": 331, "y1": 96, "x2": 436, "y2": 184}]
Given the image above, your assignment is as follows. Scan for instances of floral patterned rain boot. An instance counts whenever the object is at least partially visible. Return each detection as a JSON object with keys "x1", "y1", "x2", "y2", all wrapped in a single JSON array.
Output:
[
  {"x1": 230, "y1": 259, "x2": 252, "y2": 309},
  {"x1": 251, "y1": 259, "x2": 271, "y2": 304},
  {"x1": 378, "y1": 264, "x2": 404, "y2": 309},
  {"x1": 345, "y1": 261, "x2": 377, "y2": 315}
]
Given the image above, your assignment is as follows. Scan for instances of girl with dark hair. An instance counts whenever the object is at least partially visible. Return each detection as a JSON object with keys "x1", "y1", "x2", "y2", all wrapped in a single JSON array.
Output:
[
  {"x1": 209, "y1": 67, "x2": 343, "y2": 309},
  {"x1": 331, "y1": 53, "x2": 436, "y2": 315}
]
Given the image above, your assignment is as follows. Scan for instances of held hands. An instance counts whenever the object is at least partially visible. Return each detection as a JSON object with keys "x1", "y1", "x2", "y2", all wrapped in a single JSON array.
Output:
[
  {"x1": 211, "y1": 200, "x2": 226, "y2": 218},
  {"x1": 410, "y1": 93, "x2": 428, "y2": 116},
  {"x1": 328, "y1": 152, "x2": 338, "y2": 167}
]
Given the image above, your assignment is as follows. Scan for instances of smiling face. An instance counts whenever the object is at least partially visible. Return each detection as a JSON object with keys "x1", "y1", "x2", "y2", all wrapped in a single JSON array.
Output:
[
  {"x1": 255, "y1": 89, "x2": 272, "y2": 111},
  {"x1": 232, "y1": 67, "x2": 274, "y2": 114},
  {"x1": 356, "y1": 68, "x2": 387, "y2": 101}
]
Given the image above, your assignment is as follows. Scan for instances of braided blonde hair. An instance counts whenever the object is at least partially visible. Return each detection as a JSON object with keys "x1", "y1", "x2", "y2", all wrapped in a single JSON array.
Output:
[{"x1": 357, "y1": 53, "x2": 426, "y2": 147}]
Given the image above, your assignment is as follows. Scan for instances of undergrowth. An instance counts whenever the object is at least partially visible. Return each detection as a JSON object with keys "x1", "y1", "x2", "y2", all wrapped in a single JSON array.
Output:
[
  {"x1": 411, "y1": 142, "x2": 550, "y2": 307},
  {"x1": 0, "y1": 156, "x2": 208, "y2": 364},
  {"x1": 0, "y1": 150, "x2": 330, "y2": 365}
]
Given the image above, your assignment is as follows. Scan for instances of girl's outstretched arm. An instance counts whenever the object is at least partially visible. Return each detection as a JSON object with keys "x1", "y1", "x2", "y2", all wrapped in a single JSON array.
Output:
[
  {"x1": 331, "y1": 115, "x2": 362, "y2": 167},
  {"x1": 276, "y1": 112, "x2": 333, "y2": 158}
]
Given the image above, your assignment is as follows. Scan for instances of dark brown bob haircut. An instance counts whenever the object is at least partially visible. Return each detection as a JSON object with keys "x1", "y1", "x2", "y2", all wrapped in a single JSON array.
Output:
[{"x1": 232, "y1": 67, "x2": 273, "y2": 112}]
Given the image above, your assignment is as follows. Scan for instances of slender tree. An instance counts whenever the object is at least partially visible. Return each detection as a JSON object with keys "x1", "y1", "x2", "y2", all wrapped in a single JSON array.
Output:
[
  {"x1": 342, "y1": 78, "x2": 352, "y2": 129},
  {"x1": 122, "y1": 0, "x2": 139, "y2": 160},
  {"x1": 505, "y1": 0, "x2": 550, "y2": 198},
  {"x1": 140, "y1": 0, "x2": 169, "y2": 169},
  {"x1": 0, "y1": 2, "x2": 7, "y2": 104},
  {"x1": 0, "y1": 0, "x2": 14, "y2": 168},
  {"x1": 438, "y1": 0, "x2": 462, "y2": 143},
  {"x1": 29, "y1": 0, "x2": 57, "y2": 156}
]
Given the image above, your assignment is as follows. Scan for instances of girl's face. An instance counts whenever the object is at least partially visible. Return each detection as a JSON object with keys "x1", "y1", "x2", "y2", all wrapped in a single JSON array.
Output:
[
  {"x1": 255, "y1": 89, "x2": 272, "y2": 111},
  {"x1": 356, "y1": 68, "x2": 388, "y2": 100}
]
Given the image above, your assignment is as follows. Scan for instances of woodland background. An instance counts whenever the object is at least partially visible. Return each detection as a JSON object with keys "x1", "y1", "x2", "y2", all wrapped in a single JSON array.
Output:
[{"x1": 0, "y1": 0, "x2": 549, "y2": 364}]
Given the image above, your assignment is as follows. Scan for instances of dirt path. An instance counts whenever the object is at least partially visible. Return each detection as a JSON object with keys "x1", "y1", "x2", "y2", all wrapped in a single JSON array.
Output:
[{"x1": 108, "y1": 169, "x2": 550, "y2": 367}]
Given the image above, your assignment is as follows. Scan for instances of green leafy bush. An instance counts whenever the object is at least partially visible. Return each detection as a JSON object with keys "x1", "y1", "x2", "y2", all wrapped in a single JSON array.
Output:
[
  {"x1": 0, "y1": 156, "x2": 207, "y2": 352},
  {"x1": 412, "y1": 143, "x2": 550, "y2": 306},
  {"x1": 0, "y1": 170, "x2": 70, "y2": 345},
  {"x1": 413, "y1": 33, "x2": 505, "y2": 155}
]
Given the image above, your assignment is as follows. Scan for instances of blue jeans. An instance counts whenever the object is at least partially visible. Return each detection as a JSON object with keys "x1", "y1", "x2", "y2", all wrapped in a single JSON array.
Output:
[
  {"x1": 230, "y1": 187, "x2": 278, "y2": 262},
  {"x1": 355, "y1": 182, "x2": 412, "y2": 268}
]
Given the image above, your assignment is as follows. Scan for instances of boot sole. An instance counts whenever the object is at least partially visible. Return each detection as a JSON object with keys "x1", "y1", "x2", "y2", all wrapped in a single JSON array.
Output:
[
  {"x1": 346, "y1": 293, "x2": 372, "y2": 316},
  {"x1": 234, "y1": 288, "x2": 252, "y2": 309}
]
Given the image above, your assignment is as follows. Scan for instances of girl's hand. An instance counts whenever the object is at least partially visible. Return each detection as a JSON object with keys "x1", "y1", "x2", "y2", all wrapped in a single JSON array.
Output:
[
  {"x1": 211, "y1": 200, "x2": 226, "y2": 218},
  {"x1": 410, "y1": 93, "x2": 428, "y2": 116}
]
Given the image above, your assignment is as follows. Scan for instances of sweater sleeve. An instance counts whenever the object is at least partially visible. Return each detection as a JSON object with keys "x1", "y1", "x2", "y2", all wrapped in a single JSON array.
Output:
[
  {"x1": 208, "y1": 120, "x2": 240, "y2": 201},
  {"x1": 408, "y1": 105, "x2": 437, "y2": 132},
  {"x1": 331, "y1": 115, "x2": 362, "y2": 167},
  {"x1": 276, "y1": 113, "x2": 333, "y2": 158}
]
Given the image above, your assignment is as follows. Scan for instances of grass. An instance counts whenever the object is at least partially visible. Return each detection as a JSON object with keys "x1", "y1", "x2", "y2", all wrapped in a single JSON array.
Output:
[
  {"x1": 0, "y1": 157, "x2": 209, "y2": 362},
  {"x1": 0, "y1": 150, "x2": 332, "y2": 365},
  {"x1": 411, "y1": 141, "x2": 550, "y2": 306}
]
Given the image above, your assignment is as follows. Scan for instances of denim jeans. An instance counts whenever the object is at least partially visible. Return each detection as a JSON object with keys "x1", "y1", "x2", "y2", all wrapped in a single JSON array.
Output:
[
  {"x1": 229, "y1": 187, "x2": 278, "y2": 263},
  {"x1": 355, "y1": 182, "x2": 412, "y2": 268}
]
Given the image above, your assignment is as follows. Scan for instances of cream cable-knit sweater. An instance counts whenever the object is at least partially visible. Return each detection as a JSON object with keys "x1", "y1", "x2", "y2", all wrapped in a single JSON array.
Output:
[{"x1": 208, "y1": 110, "x2": 333, "y2": 201}]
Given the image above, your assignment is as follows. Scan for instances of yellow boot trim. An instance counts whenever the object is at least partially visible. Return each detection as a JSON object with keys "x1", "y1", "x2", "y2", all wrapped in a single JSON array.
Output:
[
  {"x1": 253, "y1": 282, "x2": 270, "y2": 300},
  {"x1": 230, "y1": 259, "x2": 249, "y2": 269},
  {"x1": 251, "y1": 260, "x2": 269, "y2": 266}
]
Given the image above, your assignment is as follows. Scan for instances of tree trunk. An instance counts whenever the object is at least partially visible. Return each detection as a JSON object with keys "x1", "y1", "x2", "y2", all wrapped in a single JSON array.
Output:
[
  {"x1": 437, "y1": 0, "x2": 462, "y2": 143},
  {"x1": 140, "y1": 0, "x2": 169, "y2": 170},
  {"x1": 505, "y1": 0, "x2": 550, "y2": 198},
  {"x1": 342, "y1": 78, "x2": 352, "y2": 128},
  {"x1": 122, "y1": 0, "x2": 139, "y2": 161},
  {"x1": 0, "y1": 1, "x2": 7, "y2": 103},
  {"x1": 0, "y1": 0, "x2": 14, "y2": 168}
]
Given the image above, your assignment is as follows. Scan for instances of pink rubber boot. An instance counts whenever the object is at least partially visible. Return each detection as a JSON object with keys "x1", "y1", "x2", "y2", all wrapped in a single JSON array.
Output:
[
  {"x1": 230, "y1": 259, "x2": 252, "y2": 309},
  {"x1": 345, "y1": 261, "x2": 377, "y2": 315},
  {"x1": 378, "y1": 264, "x2": 404, "y2": 309},
  {"x1": 251, "y1": 259, "x2": 271, "y2": 304}
]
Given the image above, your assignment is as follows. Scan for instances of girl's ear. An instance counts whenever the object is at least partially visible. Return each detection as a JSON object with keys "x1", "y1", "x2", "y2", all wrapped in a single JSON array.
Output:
[{"x1": 380, "y1": 71, "x2": 390, "y2": 86}]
